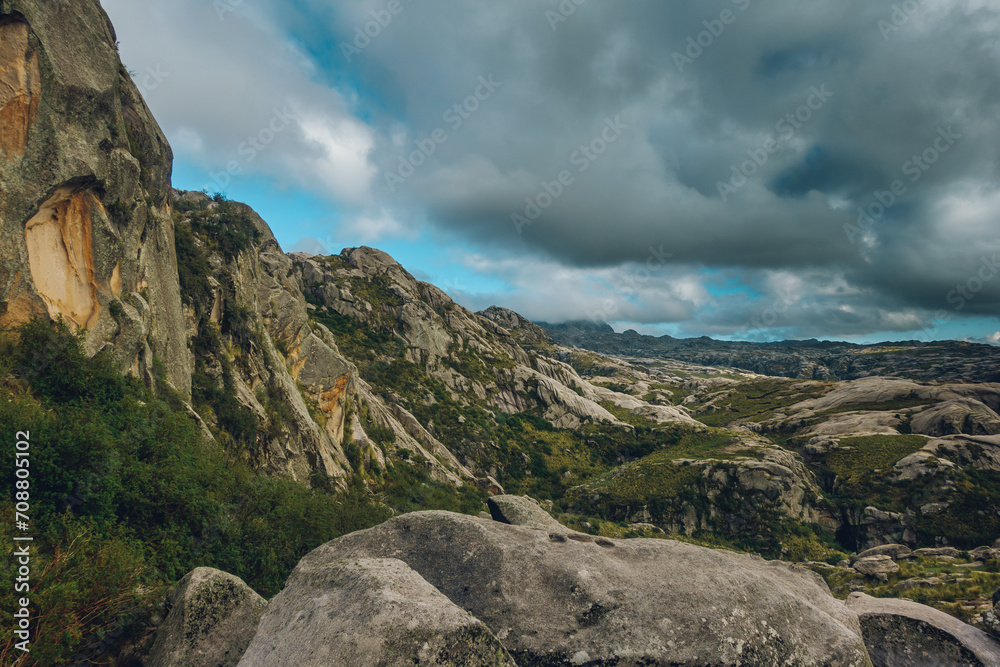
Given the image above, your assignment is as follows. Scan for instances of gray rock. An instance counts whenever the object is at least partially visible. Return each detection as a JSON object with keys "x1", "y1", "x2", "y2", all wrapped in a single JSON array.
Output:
[
  {"x1": 238, "y1": 558, "x2": 514, "y2": 667},
  {"x1": 0, "y1": 0, "x2": 191, "y2": 396},
  {"x1": 296, "y1": 511, "x2": 871, "y2": 666},
  {"x1": 847, "y1": 592, "x2": 1000, "y2": 666},
  {"x1": 148, "y1": 567, "x2": 266, "y2": 667},
  {"x1": 971, "y1": 546, "x2": 1000, "y2": 561},
  {"x1": 913, "y1": 547, "x2": 962, "y2": 558},
  {"x1": 982, "y1": 608, "x2": 1000, "y2": 641},
  {"x1": 893, "y1": 577, "x2": 944, "y2": 590},
  {"x1": 487, "y1": 494, "x2": 565, "y2": 531},
  {"x1": 852, "y1": 506, "x2": 911, "y2": 550},
  {"x1": 910, "y1": 398, "x2": 1000, "y2": 437},
  {"x1": 853, "y1": 555, "x2": 900, "y2": 579},
  {"x1": 854, "y1": 544, "x2": 913, "y2": 563}
]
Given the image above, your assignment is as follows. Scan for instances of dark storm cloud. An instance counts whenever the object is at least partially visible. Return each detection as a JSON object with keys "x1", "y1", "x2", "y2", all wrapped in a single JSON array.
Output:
[{"x1": 104, "y1": 0, "x2": 1000, "y2": 338}]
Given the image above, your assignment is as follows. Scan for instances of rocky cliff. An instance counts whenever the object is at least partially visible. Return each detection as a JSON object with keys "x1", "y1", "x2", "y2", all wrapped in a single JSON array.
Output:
[{"x1": 0, "y1": 0, "x2": 191, "y2": 396}]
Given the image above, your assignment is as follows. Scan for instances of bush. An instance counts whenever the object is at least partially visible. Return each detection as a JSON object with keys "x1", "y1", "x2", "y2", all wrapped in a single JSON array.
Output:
[{"x1": 0, "y1": 320, "x2": 396, "y2": 662}]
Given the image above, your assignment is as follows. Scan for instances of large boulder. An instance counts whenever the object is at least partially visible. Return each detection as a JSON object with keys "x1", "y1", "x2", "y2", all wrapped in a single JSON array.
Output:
[
  {"x1": 294, "y1": 511, "x2": 872, "y2": 666},
  {"x1": 853, "y1": 555, "x2": 900, "y2": 580},
  {"x1": 853, "y1": 544, "x2": 912, "y2": 562},
  {"x1": 487, "y1": 494, "x2": 564, "y2": 531},
  {"x1": 238, "y1": 558, "x2": 515, "y2": 666},
  {"x1": 147, "y1": 567, "x2": 266, "y2": 667},
  {"x1": 847, "y1": 592, "x2": 1000, "y2": 666}
]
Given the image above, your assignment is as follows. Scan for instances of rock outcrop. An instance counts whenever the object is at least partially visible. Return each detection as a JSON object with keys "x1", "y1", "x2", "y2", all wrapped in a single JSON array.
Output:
[
  {"x1": 487, "y1": 494, "x2": 564, "y2": 531},
  {"x1": 238, "y1": 558, "x2": 515, "y2": 667},
  {"x1": 847, "y1": 592, "x2": 1000, "y2": 666},
  {"x1": 147, "y1": 567, "x2": 266, "y2": 667},
  {"x1": 0, "y1": 0, "x2": 191, "y2": 395},
  {"x1": 288, "y1": 511, "x2": 871, "y2": 665}
]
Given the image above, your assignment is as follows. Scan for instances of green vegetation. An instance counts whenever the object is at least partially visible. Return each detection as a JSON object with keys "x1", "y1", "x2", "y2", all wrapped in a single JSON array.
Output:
[
  {"x1": 185, "y1": 201, "x2": 261, "y2": 262},
  {"x1": 815, "y1": 555, "x2": 1000, "y2": 622},
  {"x1": 190, "y1": 323, "x2": 259, "y2": 452},
  {"x1": 694, "y1": 379, "x2": 828, "y2": 426},
  {"x1": 306, "y1": 294, "x2": 405, "y2": 365},
  {"x1": 814, "y1": 397, "x2": 931, "y2": 416},
  {"x1": 0, "y1": 320, "x2": 393, "y2": 664},
  {"x1": 598, "y1": 401, "x2": 657, "y2": 428},
  {"x1": 825, "y1": 435, "x2": 930, "y2": 485}
]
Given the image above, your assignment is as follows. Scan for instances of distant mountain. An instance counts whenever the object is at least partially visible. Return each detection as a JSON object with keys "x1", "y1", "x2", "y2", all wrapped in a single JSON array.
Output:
[{"x1": 538, "y1": 321, "x2": 1000, "y2": 383}]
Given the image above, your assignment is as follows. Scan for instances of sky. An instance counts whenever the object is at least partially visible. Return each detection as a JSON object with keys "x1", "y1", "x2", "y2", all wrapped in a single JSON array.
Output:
[{"x1": 101, "y1": 0, "x2": 1000, "y2": 345}]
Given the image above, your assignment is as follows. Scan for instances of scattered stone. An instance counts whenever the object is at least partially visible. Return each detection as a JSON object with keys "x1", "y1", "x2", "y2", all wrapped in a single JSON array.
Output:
[
  {"x1": 971, "y1": 546, "x2": 1000, "y2": 561},
  {"x1": 148, "y1": 568, "x2": 266, "y2": 667},
  {"x1": 982, "y1": 608, "x2": 1000, "y2": 641},
  {"x1": 852, "y1": 544, "x2": 912, "y2": 563},
  {"x1": 853, "y1": 555, "x2": 900, "y2": 580},
  {"x1": 913, "y1": 547, "x2": 962, "y2": 558},
  {"x1": 894, "y1": 577, "x2": 944, "y2": 590}
]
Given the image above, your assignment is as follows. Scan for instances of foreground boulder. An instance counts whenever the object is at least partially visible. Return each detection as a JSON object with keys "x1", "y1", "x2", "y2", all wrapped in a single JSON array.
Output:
[
  {"x1": 238, "y1": 558, "x2": 514, "y2": 666},
  {"x1": 148, "y1": 567, "x2": 266, "y2": 667},
  {"x1": 287, "y1": 511, "x2": 870, "y2": 666},
  {"x1": 847, "y1": 592, "x2": 1000, "y2": 666}
]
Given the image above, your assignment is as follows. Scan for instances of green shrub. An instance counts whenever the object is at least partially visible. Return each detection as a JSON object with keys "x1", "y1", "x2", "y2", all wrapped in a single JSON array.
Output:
[{"x1": 0, "y1": 319, "x2": 395, "y2": 667}]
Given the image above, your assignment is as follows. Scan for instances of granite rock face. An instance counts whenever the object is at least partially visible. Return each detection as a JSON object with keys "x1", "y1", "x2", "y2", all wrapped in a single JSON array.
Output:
[{"x1": 0, "y1": 0, "x2": 191, "y2": 396}]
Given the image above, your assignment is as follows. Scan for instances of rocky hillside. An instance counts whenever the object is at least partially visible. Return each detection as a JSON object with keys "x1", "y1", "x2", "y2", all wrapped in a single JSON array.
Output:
[{"x1": 4, "y1": 0, "x2": 995, "y2": 565}]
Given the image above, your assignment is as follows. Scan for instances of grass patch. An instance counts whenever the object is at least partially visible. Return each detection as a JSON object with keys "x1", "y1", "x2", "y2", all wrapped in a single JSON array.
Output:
[
  {"x1": 814, "y1": 397, "x2": 931, "y2": 416},
  {"x1": 694, "y1": 379, "x2": 827, "y2": 427},
  {"x1": 825, "y1": 434, "x2": 929, "y2": 482}
]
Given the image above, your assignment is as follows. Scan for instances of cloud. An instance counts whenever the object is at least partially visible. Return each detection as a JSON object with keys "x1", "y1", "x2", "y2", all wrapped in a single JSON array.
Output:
[
  {"x1": 103, "y1": 0, "x2": 376, "y2": 203},
  {"x1": 103, "y1": 0, "x2": 1000, "y2": 340}
]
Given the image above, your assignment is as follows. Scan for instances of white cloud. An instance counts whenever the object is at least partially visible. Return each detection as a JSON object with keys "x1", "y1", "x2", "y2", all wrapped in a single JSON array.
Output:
[{"x1": 103, "y1": 0, "x2": 376, "y2": 202}]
